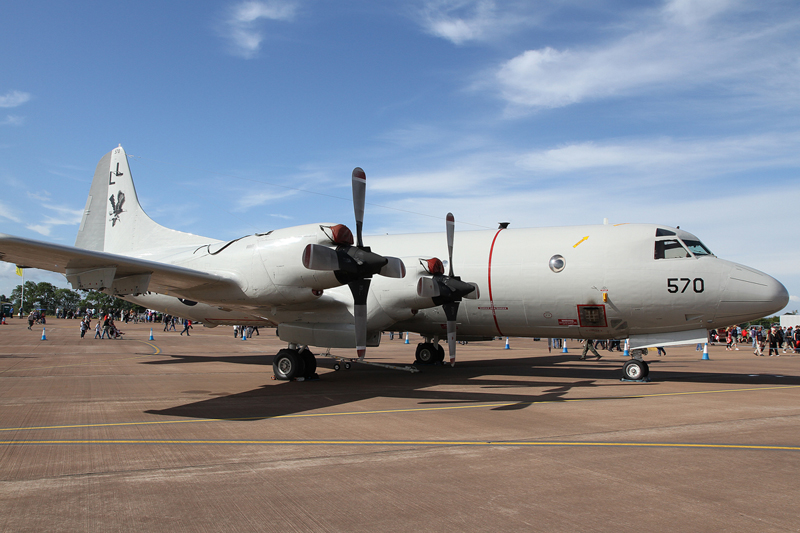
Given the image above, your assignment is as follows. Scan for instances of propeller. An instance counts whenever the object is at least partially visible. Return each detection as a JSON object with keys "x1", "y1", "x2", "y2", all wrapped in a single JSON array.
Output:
[
  {"x1": 302, "y1": 167, "x2": 405, "y2": 359},
  {"x1": 417, "y1": 213, "x2": 479, "y2": 366}
]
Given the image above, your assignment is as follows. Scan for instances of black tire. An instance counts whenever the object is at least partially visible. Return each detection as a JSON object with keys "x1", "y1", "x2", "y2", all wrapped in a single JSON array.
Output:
[
  {"x1": 416, "y1": 343, "x2": 436, "y2": 364},
  {"x1": 623, "y1": 359, "x2": 647, "y2": 380},
  {"x1": 435, "y1": 344, "x2": 445, "y2": 363},
  {"x1": 299, "y1": 348, "x2": 316, "y2": 377},
  {"x1": 273, "y1": 349, "x2": 305, "y2": 380},
  {"x1": 333, "y1": 363, "x2": 341, "y2": 371}
]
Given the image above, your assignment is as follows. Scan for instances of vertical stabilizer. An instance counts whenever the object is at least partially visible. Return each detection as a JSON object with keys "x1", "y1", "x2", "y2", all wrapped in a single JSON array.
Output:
[
  {"x1": 75, "y1": 150, "x2": 113, "y2": 251},
  {"x1": 75, "y1": 145, "x2": 211, "y2": 254}
]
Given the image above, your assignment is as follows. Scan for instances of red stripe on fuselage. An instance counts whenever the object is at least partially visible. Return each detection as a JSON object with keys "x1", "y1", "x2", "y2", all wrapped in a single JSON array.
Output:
[{"x1": 487, "y1": 228, "x2": 506, "y2": 337}]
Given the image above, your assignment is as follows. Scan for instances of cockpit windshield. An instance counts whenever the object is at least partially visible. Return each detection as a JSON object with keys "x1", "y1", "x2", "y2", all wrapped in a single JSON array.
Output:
[
  {"x1": 682, "y1": 239, "x2": 713, "y2": 256},
  {"x1": 654, "y1": 239, "x2": 691, "y2": 260}
]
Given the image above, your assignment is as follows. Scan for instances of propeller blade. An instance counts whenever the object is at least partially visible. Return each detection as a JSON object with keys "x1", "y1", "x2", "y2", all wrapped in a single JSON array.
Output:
[
  {"x1": 348, "y1": 279, "x2": 370, "y2": 360},
  {"x1": 379, "y1": 256, "x2": 406, "y2": 279},
  {"x1": 447, "y1": 320, "x2": 457, "y2": 366},
  {"x1": 443, "y1": 301, "x2": 459, "y2": 366},
  {"x1": 354, "y1": 303, "x2": 367, "y2": 360},
  {"x1": 352, "y1": 167, "x2": 366, "y2": 248},
  {"x1": 302, "y1": 244, "x2": 340, "y2": 271},
  {"x1": 446, "y1": 212, "x2": 455, "y2": 277}
]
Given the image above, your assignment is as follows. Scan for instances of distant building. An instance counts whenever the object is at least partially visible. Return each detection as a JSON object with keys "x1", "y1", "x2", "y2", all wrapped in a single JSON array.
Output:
[{"x1": 779, "y1": 315, "x2": 800, "y2": 328}]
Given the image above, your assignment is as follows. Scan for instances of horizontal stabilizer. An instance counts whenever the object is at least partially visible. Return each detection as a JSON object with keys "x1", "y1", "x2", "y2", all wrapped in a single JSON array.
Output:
[{"x1": 0, "y1": 233, "x2": 237, "y2": 295}]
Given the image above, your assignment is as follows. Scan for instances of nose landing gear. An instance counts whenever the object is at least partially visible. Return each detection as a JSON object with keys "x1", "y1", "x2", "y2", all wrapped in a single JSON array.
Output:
[{"x1": 621, "y1": 349, "x2": 650, "y2": 382}]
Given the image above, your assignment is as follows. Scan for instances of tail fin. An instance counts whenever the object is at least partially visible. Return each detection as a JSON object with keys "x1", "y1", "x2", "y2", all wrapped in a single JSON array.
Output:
[{"x1": 75, "y1": 145, "x2": 210, "y2": 253}]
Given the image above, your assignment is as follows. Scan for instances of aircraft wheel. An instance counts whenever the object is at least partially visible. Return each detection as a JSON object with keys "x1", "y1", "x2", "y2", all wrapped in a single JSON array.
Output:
[
  {"x1": 299, "y1": 348, "x2": 316, "y2": 377},
  {"x1": 273, "y1": 349, "x2": 305, "y2": 380},
  {"x1": 333, "y1": 363, "x2": 341, "y2": 371},
  {"x1": 435, "y1": 344, "x2": 445, "y2": 363},
  {"x1": 345, "y1": 362, "x2": 351, "y2": 370},
  {"x1": 622, "y1": 359, "x2": 648, "y2": 380},
  {"x1": 415, "y1": 343, "x2": 437, "y2": 364}
]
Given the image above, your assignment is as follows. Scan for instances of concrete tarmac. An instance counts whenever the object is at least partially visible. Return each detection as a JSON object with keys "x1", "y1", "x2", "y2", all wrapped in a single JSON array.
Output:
[{"x1": 1, "y1": 318, "x2": 799, "y2": 532}]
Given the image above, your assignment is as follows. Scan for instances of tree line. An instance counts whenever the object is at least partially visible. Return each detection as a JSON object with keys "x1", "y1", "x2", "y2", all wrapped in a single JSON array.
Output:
[{"x1": 1, "y1": 281, "x2": 144, "y2": 316}]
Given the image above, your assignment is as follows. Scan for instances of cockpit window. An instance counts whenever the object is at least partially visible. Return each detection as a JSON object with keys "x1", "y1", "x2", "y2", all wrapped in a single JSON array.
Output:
[
  {"x1": 656, "y1": 228, "x2": 676, "y2": 237},
  {"x1": 682, "y1": 239, "x2": 713, "y2": 256},
  {"x1": 654, "y1": 239, "x2": 691, "y2": 260}
]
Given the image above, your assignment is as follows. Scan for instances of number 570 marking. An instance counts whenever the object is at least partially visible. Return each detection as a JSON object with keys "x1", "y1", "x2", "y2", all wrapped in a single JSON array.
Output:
[{"x1": 668, "y1": 278, "x2": 704, "y2": 293}]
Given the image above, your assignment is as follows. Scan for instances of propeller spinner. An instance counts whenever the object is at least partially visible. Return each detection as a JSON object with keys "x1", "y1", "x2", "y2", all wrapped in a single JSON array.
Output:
[{"x1": 302, "y1": 167, "x2": 405, "y2": 360}]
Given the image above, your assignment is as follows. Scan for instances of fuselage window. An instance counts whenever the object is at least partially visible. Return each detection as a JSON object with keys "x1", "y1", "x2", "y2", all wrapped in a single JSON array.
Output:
[
  {"x1": 654, "y1": 239, "x2": 691, "y2": 260},
  {"x1": 682, "y1": 239, "x2": 713, "y2": 256}
]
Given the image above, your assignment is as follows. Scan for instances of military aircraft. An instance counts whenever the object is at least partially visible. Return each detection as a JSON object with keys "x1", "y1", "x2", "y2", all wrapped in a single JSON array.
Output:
[{"x1": 0, "y1": 145, "x2": 789, "y2": 381}]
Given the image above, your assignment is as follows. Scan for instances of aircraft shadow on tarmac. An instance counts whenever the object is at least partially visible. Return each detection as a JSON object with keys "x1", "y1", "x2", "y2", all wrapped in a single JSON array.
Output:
[{"x1": 143, "y1": 352, "x2": 800, "y2": 421}]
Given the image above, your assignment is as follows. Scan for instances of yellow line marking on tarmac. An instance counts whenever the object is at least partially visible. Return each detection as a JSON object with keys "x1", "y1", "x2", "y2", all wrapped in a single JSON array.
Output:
[
  {"x1": 0, "y1": 440, "x2": 798, "y2": 451},
  {"x1": 1, "y1": 385, "x2": 798, "y2": 434},
  {"x1": 138, "y1": 340, "x2": 161, "y2": 355}
]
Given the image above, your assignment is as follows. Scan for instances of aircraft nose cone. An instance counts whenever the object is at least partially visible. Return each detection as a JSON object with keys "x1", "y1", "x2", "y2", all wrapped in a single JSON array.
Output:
[{"x1": 717, "y1": 264, "x2": 789, "y2": 323}]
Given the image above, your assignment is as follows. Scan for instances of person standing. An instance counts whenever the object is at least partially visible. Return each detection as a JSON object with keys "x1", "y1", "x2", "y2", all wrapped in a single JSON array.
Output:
[
  {"x1": 101, "y1": 315, "x2": 111, "y2": 339},
  {"x1": 767, "y1": 326, "x2": 781, "y2": 356},
  {"x1": 580, "y1": 339, "x2": 601, "y2": 360},
  {"x1": 80, "y1": 317, "x2": 89, "y2": 339},
  {"x1": 754, "y1": 327, "x2": 765, "y2": 356},
  {"x1": 783, "y1": 327, "x2": 793, "y2": 354},
  {"x1": 793, "y1": 327, "x2": 800, "y2": 354}
]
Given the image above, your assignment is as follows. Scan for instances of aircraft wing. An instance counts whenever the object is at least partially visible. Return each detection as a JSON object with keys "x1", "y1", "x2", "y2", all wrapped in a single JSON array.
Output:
[{"x1": 0, "y1": 233, "x2": 237, "y2": 294}]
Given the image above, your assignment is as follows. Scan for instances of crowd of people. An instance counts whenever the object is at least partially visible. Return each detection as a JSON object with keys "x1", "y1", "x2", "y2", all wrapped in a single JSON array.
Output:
[
  {"x1": 16, "y1": 305, "x2": 800, "y2": 354},
  {"x1": 711, "y1": 325, "x2": 798, "y2": 356},
  {"x1": 233, "y1": 325, "x2": 260, "y2": 339}
]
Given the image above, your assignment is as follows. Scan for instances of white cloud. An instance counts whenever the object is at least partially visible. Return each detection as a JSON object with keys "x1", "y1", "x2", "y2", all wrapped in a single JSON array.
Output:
[
  {"x1": 0, "y1": 200, "x2": 21, "y2": 223},
  {"x1": 418, "y1": 0, "x2": 529, "y2": 45},
  {"x1": 23, "y1": 204, "x2": 83, "y2": 237},
  {"x1": 1, "y1": 115, "x2": 24, "y2": 126},
  {"x1": 516, "y1": 134, "x2": 800, "y2": 179},
  {"x1": 235, "y1": 188, "x2": 298, "y2": 210},
  {"x1": 663, "y1": 0, "x2": 737, "y2": 26},
  {"x1": 0, "y1": 90, "x2": 31, "y2": 108},
  {"x1": 221, "y1": 0, "x2": 298, "y2": 58},
  {"x1": 493, "y1": 0, "x2": 800, "y2": 110}
]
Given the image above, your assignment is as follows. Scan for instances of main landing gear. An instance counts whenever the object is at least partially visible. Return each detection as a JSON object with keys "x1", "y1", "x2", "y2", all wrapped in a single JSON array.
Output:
[
  {"x1": 621, "y1": 349, "x2": 650, "y2": 382},
  {"x1": 415, "y1": 340, "x2": 445, "y2": 365},
  {"x1": 272, "y1": 345, "x2": 318, "y2": 381},
  {"x1": 272, "y1": 345, "x2": 419, "y2": 380}
]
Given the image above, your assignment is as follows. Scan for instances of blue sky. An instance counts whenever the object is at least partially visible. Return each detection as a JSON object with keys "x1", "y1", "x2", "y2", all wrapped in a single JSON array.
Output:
[{"x1": 1, "y1": 0, "x2": 798, "y2": 313}]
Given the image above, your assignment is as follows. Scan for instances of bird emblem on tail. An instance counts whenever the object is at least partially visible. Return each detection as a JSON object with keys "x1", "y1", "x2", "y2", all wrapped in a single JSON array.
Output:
[{"x1": 109, "y1": 191, "x2": 125, "y2": 226}]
